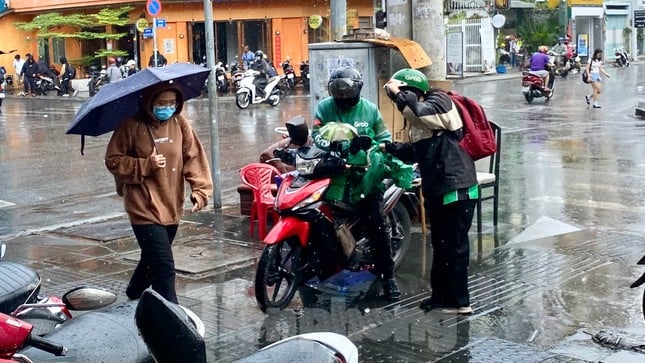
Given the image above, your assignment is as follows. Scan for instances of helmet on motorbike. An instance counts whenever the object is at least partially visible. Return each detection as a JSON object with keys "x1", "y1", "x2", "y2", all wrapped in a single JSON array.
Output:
[
  {"x1": 389, "y1": 68, "x2": 429, "y2": 94},
  {"x1": 254, "y1": 51, "x2": 264, "y2": 61},
  {"x1": 107, "y1": 57, "x2": 116, "y2": 65},
  {"x1": 328, "y1": 67, "x2": 363, "y2": 110},
  {"x1": 539, "y1": 46, "x2": 549, "y2": 54}
]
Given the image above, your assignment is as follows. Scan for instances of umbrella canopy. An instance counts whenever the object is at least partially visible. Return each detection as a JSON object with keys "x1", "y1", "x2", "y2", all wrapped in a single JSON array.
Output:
[{"x1": 66, "y1": 62, "x2": 210, "y2": 137}]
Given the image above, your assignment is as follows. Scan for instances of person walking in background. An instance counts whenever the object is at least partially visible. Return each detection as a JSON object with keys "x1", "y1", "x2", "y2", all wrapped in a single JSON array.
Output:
[
  {"x1": 241, "y1": 45, "x2": 254, "y2": 70},
  {"x1": 57, "y1": 57, "x2": 77, "y2": 97},
  {"x1": 584, "y1": 48, "x2": 611, "y2": 109},
  {"x1": 383, "y1": 68, "x2": 478, "y2": 314},
  {"x1": 105, "y1": 82, "x2": 213, "y2": 303},
  {"x1": 148, "y1": 50, "x2": 168, "y2": 68},
  {"x1": 106, "y1": 57, "x2": 122, "y2": 83}
]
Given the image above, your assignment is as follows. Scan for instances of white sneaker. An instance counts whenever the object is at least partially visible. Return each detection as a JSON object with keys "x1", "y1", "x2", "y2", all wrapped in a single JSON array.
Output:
[
  {"x1": 73, "y1": 90, "x2": 78, "y2": 97},
  {"x1": 62, "y1": 94, "x2": 70, "y2": 97}
]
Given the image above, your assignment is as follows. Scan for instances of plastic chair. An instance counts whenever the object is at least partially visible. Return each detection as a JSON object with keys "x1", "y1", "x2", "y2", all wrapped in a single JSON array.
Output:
[
  {"x1": 239, "y1": 163, "x2": 280, "y2": 239},
  {"x1": 475, "y1": 120, "x2": 502, "y2": 233}
]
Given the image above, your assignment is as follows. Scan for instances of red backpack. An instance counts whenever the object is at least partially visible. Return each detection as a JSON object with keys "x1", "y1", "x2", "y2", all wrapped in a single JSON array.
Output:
[{"x1": 445, "y1": 90, "x2": 496, "y2": 161}]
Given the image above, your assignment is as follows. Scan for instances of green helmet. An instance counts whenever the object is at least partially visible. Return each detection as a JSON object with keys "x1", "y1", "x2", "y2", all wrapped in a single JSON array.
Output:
[{"x1": 390, "y1": 68, "x2": 429, "y2": 93}]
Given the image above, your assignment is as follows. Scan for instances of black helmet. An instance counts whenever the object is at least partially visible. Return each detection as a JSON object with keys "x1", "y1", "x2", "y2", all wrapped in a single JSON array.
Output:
[
  {"x1": 328, "y1": 67, "x2": 363, "y2": 110},
  {"x1": 254, "y1": 50, "x2": 264, "y2": 59}
]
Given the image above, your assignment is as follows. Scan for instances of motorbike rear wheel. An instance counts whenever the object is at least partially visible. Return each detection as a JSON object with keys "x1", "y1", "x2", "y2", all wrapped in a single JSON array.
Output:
[
  {"x1": 236, "y1": 92, "x2": 251, "y2": 109},
  {"x1": 268, "y1": 93, "x2": 280, "y2": 107},
  {"x1": 255, "y1": 239, "x2": 304, "y2": 312},
  {"x1": 524, "y1": 92, "x2": 533, "y2": 104},
  {"x1": 389, "y1": 203, "x2": 412, "y2": 270}
]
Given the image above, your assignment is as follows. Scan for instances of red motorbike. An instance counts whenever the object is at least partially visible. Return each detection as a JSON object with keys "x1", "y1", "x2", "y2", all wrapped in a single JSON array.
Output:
[
  {"x1": 253, "y1": 117, "x2": 418, "y2": 312},
  {"x1": 521, "y1": 66, "x2": 555, "y2": 104}
]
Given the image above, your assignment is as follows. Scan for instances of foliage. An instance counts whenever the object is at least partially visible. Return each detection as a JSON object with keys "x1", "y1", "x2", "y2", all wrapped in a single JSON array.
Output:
[
  {"x1": 516, "y1": 9, "x2": 560, "y2": 54},
  {"x1": 14, "y1": 6, "x2": 133, "y2": 63}
]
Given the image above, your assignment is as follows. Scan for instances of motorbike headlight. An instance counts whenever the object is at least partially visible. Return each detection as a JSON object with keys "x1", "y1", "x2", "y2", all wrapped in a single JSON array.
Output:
[{"x1": 296, "y1": 155, "x2": 322, "y2": 176}]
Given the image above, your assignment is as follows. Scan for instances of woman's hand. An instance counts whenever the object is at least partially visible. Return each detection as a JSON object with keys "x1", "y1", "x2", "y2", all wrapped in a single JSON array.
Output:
[{"x1": 149, "y1": 153, "x2": 166, "y2": 169}]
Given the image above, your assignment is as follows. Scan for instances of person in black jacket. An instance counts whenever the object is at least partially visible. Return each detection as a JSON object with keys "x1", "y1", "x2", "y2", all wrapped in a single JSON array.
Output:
[
  {"x1": 20, "y1": 54, "x2": 38, "y2": 97},
  {"x1": 383, "y1": 68, "x2": 478, "y2": 315},
  {"x1": 250, "y1": 50, "x2": 269, "y2": 98}
]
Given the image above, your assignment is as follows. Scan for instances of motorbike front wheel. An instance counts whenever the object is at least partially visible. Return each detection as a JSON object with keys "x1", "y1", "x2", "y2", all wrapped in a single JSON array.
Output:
[
  {"x1": 236, "y1": 92, "x2": 251, "y2": 109},
  {"x1": 389, "y1": 202, "x2": 412, "y2": 271},
  {"x1": 255, "y1": 239, "x2": 304, "y2": 312}
]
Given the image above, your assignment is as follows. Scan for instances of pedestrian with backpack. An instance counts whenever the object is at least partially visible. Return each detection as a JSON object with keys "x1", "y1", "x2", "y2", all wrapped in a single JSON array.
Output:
[
  {"x1": 382, "y1": 68, "x2": 477, "y2": 315},
  {"x1": 58, "y1": 57, "x2": 77, "y2": 97}
]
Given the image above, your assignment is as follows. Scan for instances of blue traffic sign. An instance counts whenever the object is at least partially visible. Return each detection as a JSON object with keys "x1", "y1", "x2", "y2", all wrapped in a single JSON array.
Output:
[
  {"x1": 155, "y1": 19, "x2": 166, "y2": 28},
  {"x1": 143, "y1": 28, "x2": 153, "y2": 38},
  {"x1": 146, "y1": 0, "x2": 161, "y2": 17}
]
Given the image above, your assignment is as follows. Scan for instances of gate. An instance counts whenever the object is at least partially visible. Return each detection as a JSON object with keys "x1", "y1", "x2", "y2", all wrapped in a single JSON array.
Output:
[{"x1": 447, "y1": 18, "x2": 483, "y2": 72}]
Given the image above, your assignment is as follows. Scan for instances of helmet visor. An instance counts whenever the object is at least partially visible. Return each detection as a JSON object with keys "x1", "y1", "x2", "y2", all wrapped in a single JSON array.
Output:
[{"x1": 329, "y1": 78, "x2": 359, "y2": 99}]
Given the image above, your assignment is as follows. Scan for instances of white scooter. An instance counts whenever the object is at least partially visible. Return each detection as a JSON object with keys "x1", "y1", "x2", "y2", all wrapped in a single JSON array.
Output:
[{"x1": 235, "y1": 70, "x2": 282, "y2": 109}]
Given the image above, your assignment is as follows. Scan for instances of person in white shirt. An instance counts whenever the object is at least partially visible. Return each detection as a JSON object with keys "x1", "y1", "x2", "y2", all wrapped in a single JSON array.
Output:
[{"x1": 13, "y1": 54, "x2": 25, "y2": 87}]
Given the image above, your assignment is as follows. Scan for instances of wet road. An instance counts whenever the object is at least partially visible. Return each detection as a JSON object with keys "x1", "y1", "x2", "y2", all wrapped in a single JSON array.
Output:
[{"x1": 2, "y1": 65, "x2": 645, "y2": 362}]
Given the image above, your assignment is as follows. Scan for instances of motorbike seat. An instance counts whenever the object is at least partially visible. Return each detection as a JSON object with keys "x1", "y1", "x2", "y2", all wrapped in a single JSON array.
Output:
[{"x1": 0, "y1": 261, "x2": 41, "y2": 314}]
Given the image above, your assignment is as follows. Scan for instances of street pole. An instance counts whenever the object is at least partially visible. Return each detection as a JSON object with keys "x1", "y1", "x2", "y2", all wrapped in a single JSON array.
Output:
[
  {"x1": 153, "y1": 17, "x2": 158, "y2": 67},
  {"x1": 204, "y1": 0, "x2": 222, "y2": 208},
  {"x1": 330, "y1": 0, "x2": 347, "y2": 41},
  {"x1": 411, "y1": 0, "x2": 446, "y2": 83}
]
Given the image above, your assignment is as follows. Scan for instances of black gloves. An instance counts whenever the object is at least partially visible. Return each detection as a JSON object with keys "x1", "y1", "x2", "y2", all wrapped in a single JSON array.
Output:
[{"x1": 349, "y1": 135, "x2": 372, "y2": 154}]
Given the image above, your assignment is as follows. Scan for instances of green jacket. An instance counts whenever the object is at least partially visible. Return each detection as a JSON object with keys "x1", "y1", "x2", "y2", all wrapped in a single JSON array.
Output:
[
  {"x1": 311, "y1": 98, "x2": 412, "y2": 205},
  {"x1": 312, "y1": 97, "x2": 391, "y2": 148}
]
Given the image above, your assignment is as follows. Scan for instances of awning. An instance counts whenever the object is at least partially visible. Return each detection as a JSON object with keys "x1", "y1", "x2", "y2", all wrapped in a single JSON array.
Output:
[{"x1": 343, "y1": 37, "x2": 432, "y2": 69}]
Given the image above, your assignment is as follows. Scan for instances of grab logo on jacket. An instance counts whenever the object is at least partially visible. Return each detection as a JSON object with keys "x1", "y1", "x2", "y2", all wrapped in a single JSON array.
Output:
[{"x1": 354, "y1": 121, "x2": 369, "y2": 128}]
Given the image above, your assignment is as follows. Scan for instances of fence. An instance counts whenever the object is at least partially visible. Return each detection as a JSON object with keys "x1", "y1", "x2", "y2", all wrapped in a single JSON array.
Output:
[{"x1": 447, "y1": 18, "x2": 484, "y2": 72}]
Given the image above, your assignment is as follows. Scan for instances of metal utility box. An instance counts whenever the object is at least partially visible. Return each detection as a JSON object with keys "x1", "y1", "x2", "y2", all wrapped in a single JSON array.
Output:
[{"x1": 308, "y1": 38, "x2": 431, "y2": 142}]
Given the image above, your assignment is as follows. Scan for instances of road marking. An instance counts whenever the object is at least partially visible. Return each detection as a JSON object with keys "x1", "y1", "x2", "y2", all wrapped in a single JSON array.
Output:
[
  {"x1": 0, "y1": 212, "x2": 126, "y2": 241},
  {"x1": 0, "y1": 200, "x2": 15, "y2": 208}
]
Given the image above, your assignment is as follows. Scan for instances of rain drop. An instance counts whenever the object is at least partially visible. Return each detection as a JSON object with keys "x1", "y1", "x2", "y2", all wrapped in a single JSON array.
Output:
[{"x1": 43, "y1": 115, "x2": 48, "y2": 118}]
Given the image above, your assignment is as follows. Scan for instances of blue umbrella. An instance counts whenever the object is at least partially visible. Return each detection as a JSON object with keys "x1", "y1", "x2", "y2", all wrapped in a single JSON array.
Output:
[{"x1": 66, "y1": 62, "x2": 210, "y2": 138}]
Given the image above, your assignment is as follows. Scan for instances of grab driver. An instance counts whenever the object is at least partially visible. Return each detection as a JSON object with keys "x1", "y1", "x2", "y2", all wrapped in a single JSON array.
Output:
[{"x1": 529, "y1": 46, "x2": 551, "y2": 92}]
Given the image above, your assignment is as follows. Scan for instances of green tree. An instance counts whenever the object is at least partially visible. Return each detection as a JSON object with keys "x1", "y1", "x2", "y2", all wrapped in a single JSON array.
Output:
[
  {"x1": 517, "y1": 9, "x2": 560, "y2": 54},
  {"x1": 15, "y1": 6, "x2": 133, "y2": 65}
]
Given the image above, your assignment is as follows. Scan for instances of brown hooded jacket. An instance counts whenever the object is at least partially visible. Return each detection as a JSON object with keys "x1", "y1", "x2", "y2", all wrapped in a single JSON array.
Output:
[{"x1": 105, "y1": 82, "x2": 213, "y2": 225}]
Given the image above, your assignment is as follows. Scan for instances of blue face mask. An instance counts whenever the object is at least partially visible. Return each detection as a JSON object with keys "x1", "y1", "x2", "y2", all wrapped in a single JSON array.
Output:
[{"x1": 153, "y1": 106, "x2": 176, "y2": 121}]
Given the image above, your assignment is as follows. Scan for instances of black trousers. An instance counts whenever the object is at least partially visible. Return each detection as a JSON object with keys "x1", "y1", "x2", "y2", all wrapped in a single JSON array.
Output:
[
  {"x1": 360, "y1": 191, "x2": 394, "y2": 279},
  {"x1": 427, "y1": 198, "x2": 476, "y2": 307},
  {"x1": 127, "y1": 224, "x2": 179, "y2": 303},
  {"x1": 60, "y1": 78, "x2": 74, "y2": 95}
]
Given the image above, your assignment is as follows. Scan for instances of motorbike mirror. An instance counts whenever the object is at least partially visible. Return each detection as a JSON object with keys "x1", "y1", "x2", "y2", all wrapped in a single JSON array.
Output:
[
  {"x1": 61, "y1": 287, "x2": 117, "y2": 310},
  {"x1": 285, "y1": 116, "x2": 309, "y2": 147}
]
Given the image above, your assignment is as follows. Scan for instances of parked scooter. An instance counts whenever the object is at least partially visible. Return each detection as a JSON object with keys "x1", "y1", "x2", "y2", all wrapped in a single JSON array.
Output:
[
  {"x1": 630, "y1": 255, "x2": 645, "y2": 321},
  {"x1": 614, "y1": 47, "x2": 630, "y2": 67},
  {"x1": 0, "y1": 67, "x2": 6, "y2": 107},
  {"x1": 2, "y1": 284, "x2": 357, "y2": 363},
  {"x1": 299, "y1": 60, "x2": 310, "y2": 89},
  {"x1": 235, "y1": 70, "x2": 282, "y2": 109},
  {"x1": 33, "y1": 74, "x2": 59, "y2": 96},
  {"x1": 521, "y1": 66, "x2": 555, "y2": 104},
  {"x1": 230, "y1": 62, "x2": 244, "y2": 91},
  {"x1": 215, "y1": 61, "x2": 229, "y2": 94},
  {"x1": 252, "y1": 116, "x2": 417, "y2": 312},
  {"x1": 281, "y1": 59, "x2": 296, "y2": 91}
]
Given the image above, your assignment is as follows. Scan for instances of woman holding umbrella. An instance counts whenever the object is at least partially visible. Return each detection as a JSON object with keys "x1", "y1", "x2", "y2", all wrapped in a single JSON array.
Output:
[{"x1": 104, "y1": 81, "x2": 213, "y2": 303}]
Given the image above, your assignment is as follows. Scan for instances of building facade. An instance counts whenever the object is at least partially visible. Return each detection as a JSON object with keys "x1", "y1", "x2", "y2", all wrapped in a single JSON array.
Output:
[{"x1": 0, "y1": 0, "x2": 377, "y2": 76}]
